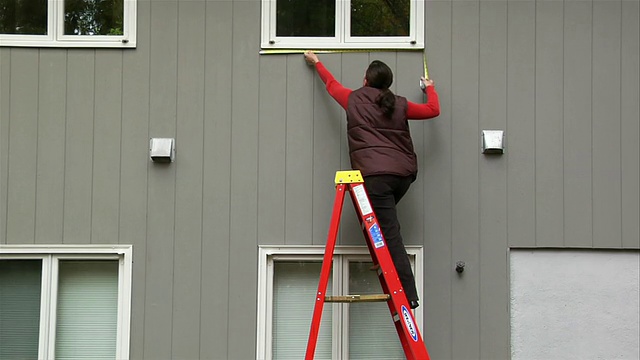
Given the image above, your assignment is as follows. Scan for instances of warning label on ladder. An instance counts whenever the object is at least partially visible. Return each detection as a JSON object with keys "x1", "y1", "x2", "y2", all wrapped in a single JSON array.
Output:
[
  {"x1": 368, "y1": 223, "x2": 385, "y2": 249},
  {"x1": 353, "y1": 184, "x2": 373, "y2": 215}
]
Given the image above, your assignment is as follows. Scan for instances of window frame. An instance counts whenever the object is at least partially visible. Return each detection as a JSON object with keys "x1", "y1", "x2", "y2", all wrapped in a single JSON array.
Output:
[
  {"x1": 0, "y1": 0, "x2": 137, "y2": 48},
  {"x1": 256, "y1": 245, "x2": 423, "y2": 360},
  {"x1": 260, "y1": 0, "x2": 425, "y2": 50},
  {"x1": 0, "y1": 244, "x2": 133, "y2": 359}
]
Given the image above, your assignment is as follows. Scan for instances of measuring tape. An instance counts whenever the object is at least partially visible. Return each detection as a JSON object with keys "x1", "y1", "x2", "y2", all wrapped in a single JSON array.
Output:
[{"x1": 260, "y1": 49, "x2": 430, "y2": 80}]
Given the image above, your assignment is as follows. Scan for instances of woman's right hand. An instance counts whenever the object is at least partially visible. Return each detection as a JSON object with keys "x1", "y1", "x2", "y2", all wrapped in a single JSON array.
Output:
[{"x1": 304, "y1": 51, "x2": 319, "y2": 65}]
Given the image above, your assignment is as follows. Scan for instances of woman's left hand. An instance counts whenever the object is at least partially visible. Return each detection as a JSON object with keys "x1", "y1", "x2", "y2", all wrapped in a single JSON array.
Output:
[
  {"x1": 304, "y1": 51, "x2": 319, "y2": 65},
  {"x1": 421, "y1": 76, "x2": 434, "y2": 87}
]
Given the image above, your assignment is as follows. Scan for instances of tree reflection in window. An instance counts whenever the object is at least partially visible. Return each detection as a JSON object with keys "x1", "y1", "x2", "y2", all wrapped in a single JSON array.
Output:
[
  {"x1": 276, "y1": 0, "x2": 335, "y2": 37},
  {"x1": 64, "y1": 0, "x2": 123, "y2": 35},
  {"x1": 0, "y1": 0, "x2": 47, "y2": 35},
  {"x1": 351, "y1": 0, "x2": 410, "y2": 37}
]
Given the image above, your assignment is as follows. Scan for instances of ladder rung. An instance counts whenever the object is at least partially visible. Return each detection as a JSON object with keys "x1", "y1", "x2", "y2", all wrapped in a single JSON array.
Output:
[{"x1": 324, "y1": 294, "x2": 391, "y2": 303}]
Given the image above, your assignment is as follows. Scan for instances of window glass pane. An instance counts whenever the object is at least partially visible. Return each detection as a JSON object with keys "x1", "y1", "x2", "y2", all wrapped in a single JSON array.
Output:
[
  {"x1": 351, "y1": 0, "x2": 410, "y2": 37},
  {"x1": 348, "y1": 261, "x2": 404, "y2": 359},
  {"x1": 0, "y1": 259, "x2": 42, "y2": 358},
  {"x1": 0, "y1": 0, "x2": 47, "y2": 34},
  {"x1": 276, "y1": 0, "x2": 335, "y2": 37},
  {"x1": 64, "y1": 0, "x2": 124, "y2": 35},
  {"x1": 273, "y1": 261, "x2": 332, "y2": 359},
  {"x1": 56, "y1": 260, "x2": 118, "y2": 359}
]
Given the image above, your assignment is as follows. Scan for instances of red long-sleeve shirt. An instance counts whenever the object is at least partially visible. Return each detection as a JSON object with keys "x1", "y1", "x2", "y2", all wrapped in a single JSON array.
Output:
[{"x1": 315, "y1": 61, "x2": 440, "y2": 119}]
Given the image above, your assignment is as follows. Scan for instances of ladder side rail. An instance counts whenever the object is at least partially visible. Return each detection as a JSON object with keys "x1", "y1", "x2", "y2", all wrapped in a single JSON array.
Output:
[
  {"x1": 350, "y1": 205, "x2": 418, "y2": 360},
  {"x1": 347, "y1": 183, "x2": 431, "y2": 360},
  {"x1": 349, "y1": 191, "x2": 417, "y2": 358},
  {"x1": 305, "y1": 184, "x2": 348, "y2": 360}
]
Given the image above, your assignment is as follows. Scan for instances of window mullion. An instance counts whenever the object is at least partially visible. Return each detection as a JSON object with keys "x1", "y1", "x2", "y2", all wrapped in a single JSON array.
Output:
[
  {"x1": 46, "y1": 0, "x2": 57, "y2": 41},
  {"x1": 337, "y1": 0, "x2": 346, "y2": 44},
  {"x1": 264, "y1": 255, "x2": 275, "y2": 360},
  {"x1": 45, "y1": 256, "x2": 60, "y2": 360},
  {"x1": 46, "y1": 0, "x2": 54, "y2": 39},
  {"x1": 116, "y1": 254, "x2": 131, "y2": 359},
  {"x1": 33, "y1": 255, "x2": 51, "y2": 360}
]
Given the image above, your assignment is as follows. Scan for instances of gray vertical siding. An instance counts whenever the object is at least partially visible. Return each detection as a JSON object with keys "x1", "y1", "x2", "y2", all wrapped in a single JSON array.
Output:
[
  {"x1": 93, "y1": 51, "x2": 124, "y2": 244},
  {"x1": 564, "y1": 0, "x2": 593, "y2": 248},
  {"x1": 258, "y1": 55, "x2": 286, "y2": 244},
  {"x1": 35, "y1": 50, "x2": 67, "y2": 244},
  {"x1": 312, "y1": 54, "x2": 344, "y2": 247},
  {"x1": 506, "y1": 0, "x2": 537, "y2": 249},
  {"x1": 120, "y1": 2, "x2": 151, "y2": 358},
  {"x1": 535, "y1": 0, "x2": 565, "y2": 247},
  {"x1": 285, "y1": 54, "x2": 315, "y2": 245},
  {"x1": 424, "y1": 0, "x2": 454, "y2": 357},
  {"x1": 1, "y1": 0, "x2": 639, "y2": 359},
  {"x1": 228, "y1": 1, "x2": 260, "y2": 359},
  {"x1": 173, "y1": 0, "x2": 206, "y2": 358},
  {"x1": 0, "y1": 50, "x2": 8, "y2": 245},
  {"x1": 593, "y1": 0, "x2": 623, "y2": 248},
  {"x1": 479, "y1": 0, "x2": 509, "y2": 358},
  {"x1": 145, "y1": 0, "x2": 178, "y2": 357},
  {"x1": 451, "y1": 0, "x2": 482, "y2": 356},
  {"x1": 592, "y1": 1, "x2": 622, "y2": 247},
  {"x1": 200, "y1": 0, "x2": 232, "y2": 358},
  {"x1": 621, "y1": 0, "x2": 640, "y2": 249},
  {"x1": 64, "y1": 50, "x2": 96, "y2": 244},
  {"x1": 6, "y1": 49, "x2": 39, "y2": 244}
]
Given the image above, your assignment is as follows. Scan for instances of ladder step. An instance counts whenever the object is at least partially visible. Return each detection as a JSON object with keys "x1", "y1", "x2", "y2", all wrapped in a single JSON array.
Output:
[{"x1": 324, "y1": 294, "x2": 391, "y2": 303}]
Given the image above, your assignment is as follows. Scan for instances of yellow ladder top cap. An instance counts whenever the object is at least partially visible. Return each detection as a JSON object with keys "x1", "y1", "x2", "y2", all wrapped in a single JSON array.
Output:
[{"x1": 334, "y1": 170, "x2": 363, "y2": 184}]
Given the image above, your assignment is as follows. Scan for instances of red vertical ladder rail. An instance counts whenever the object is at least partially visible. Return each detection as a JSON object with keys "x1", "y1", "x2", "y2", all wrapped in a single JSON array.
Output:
[{"x1": 304, "y1": 181, "x2": 347, "y2": 360}]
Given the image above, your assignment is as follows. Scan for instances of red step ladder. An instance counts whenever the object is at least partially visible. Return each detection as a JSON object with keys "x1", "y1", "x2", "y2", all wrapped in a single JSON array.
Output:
[{"x1": 305, "y1": 170, "x2": 431, "y2": 360}]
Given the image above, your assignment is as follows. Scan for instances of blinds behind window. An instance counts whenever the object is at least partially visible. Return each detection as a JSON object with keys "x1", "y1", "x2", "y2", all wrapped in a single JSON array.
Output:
[
  {"x1": 0, "y1": 260, "x2": 42, "y2": 359},
  {"x1": 273, "y1": 261, "x2": 332, "y2": 359},
  {"x1": 348, "y1": 261, "x2": 404, "y2": 359},
  {"x1": 55, "y1": 260, "x2": 118, "y2": 360}
]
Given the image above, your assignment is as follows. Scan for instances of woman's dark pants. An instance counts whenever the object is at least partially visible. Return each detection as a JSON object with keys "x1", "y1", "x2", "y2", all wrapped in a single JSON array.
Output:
[{"x1": 364, "y1": 174, "x2": 419, "y2": 302}]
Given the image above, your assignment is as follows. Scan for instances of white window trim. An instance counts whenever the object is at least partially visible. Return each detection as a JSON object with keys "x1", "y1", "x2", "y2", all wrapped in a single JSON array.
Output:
[
  {"x1": 256, "y1": 245, "x2": 423, "y2": 360},
  {"x1": 0, "y1": 244, "x2": 133, "y2": 360},
  {"x1": 260, "y1": 0, "x2": 425, "y2": 50},
  {"x1": 0, "y1": 0, "x2": 137, "y2": 48}
]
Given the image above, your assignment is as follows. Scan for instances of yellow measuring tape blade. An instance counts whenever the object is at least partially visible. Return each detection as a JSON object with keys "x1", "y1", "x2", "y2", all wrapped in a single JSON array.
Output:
[{"x1": 260, "y1": 48, "x2": 430, "y2": 79}]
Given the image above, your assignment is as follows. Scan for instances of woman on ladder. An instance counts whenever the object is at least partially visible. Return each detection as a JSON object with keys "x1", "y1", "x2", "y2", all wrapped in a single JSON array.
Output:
[{"x1": 304, "y1": 51, "x2": 441, "y2": 309}]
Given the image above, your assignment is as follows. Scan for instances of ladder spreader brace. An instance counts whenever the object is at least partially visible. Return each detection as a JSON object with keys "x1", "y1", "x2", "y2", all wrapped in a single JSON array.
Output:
[{"x1": 305, "y1": 170, "x2": 431, "y2": 360}]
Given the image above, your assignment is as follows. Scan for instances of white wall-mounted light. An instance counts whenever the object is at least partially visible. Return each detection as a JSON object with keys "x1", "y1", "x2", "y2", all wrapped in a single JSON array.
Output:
[{"x1": 149, "y1": 138, "x2": 175, "y2": 163}]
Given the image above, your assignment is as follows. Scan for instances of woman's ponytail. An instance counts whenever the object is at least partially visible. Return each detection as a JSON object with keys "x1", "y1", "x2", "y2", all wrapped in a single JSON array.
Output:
[
  {"x1": 365, "y1": 60, "x2": 396, "y2": 118},
  {"x1": 376, "y1": 89, "x2": 396, "y2": 117}
]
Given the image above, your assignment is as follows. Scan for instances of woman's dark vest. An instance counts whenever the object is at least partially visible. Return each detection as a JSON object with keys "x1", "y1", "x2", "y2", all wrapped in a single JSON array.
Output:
[{"x1": 346, "y1": 87, "x2": 417, "y2": 179}]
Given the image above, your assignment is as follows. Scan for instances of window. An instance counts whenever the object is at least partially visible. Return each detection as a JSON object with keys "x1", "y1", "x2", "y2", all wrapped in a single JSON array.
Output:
[
  {"x1": 257, "y1": 245, "x2": 423, "y2": 359},
  {"x1": 260, "y1": 0, "x2": 424, "y2": 50},
  {"x1": 0, "y1": 245, "x2": 132, "y2": 359},
  {"x1": 0, "y1": 0, "x2": 136, "y2": 47}
]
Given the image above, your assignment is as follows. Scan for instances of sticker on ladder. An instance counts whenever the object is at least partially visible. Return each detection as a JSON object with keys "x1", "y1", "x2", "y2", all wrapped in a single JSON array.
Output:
[
  {"x1": 401, "y1": 305, "x2": 419, "y2": 342},
  {"x1": 368, "y1": 223, "x2": 385, "y2": 248},
  {"x1": 353, "y1": 184, "x2": 373, "y2": 215}
]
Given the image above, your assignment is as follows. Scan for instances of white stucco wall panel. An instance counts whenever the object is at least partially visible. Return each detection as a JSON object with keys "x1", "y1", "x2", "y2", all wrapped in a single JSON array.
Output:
[{"x1": 510, "y1": 249, "x2": 640, "y2": 360}]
